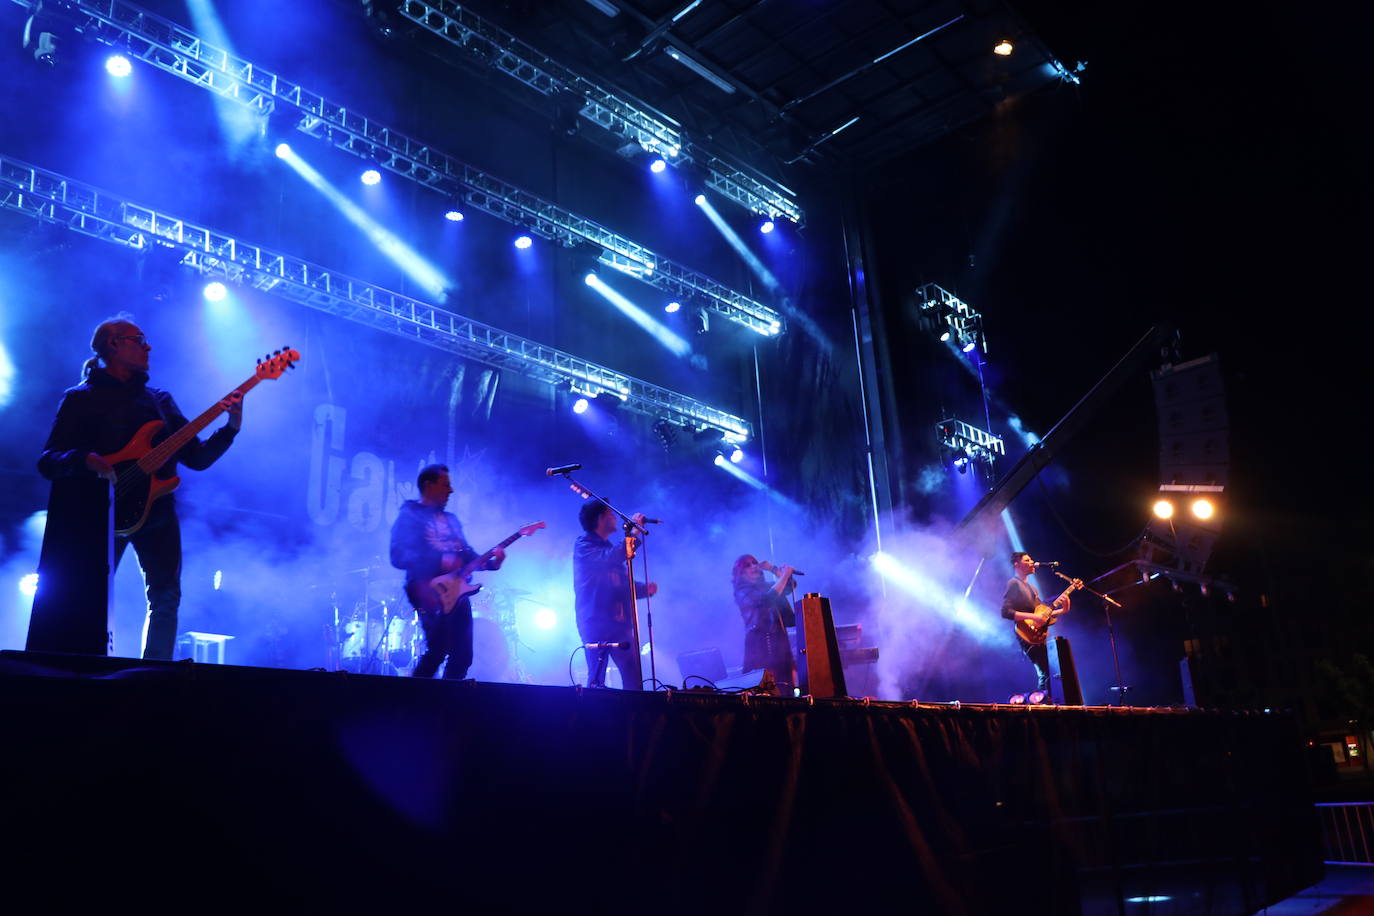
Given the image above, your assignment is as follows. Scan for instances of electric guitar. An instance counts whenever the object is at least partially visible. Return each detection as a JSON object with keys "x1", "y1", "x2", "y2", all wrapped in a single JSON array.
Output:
[
  {"x1": 430, "y1": 521, "x2": 546, "y2": 614},
  {"x1": 106, "y1": 349, "x2": 301, "y2": 536},
  {"x1": 1015, "y1": 577, "x2": 1084, "y2": 645}
]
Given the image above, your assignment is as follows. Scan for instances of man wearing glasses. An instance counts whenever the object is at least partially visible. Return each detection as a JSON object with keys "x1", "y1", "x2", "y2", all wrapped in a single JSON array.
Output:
[{"x1": 31, "y1": 315, "x2": 243, "y2": 659}]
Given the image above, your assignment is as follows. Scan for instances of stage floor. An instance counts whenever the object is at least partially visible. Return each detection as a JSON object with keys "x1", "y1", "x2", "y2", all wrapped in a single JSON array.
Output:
[{"x1": 1, "y1": 651, "x2": 1323, "y2": 915}]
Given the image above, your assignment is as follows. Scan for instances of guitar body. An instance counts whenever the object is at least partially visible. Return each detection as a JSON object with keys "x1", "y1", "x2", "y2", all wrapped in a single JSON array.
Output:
[
  {"x1": 431, "y1": 572, "x2": 481, "y2": 614},
  {"x1": 1015, "y1": 604, "x2": 1063, "y2": 646},
  {"x1": 427, "y1": 521, "x2": 547, "y2": 614},
  {"x1": 103, "y1": 420, "x2": 181, "y2": 537}
]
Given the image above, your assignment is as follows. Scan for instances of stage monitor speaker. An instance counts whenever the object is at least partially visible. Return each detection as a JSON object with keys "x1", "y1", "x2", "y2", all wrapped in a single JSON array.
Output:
[
  {"x1": 1050, "y1": 636, "x2": 1083, "y2": 706},
  {"x1": 796, "y1": 593, "x2": 847, "y2": 698},
  {"x1": 676, "y1": 647, "x2": 727, "y2": 684}
]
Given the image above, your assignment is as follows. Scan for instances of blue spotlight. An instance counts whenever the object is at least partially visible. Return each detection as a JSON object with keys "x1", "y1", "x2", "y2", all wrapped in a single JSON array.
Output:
[
  {"x1": 693, "y1": 193, "x2": 706, "y2": 206},
  {"x1": 444, "y1": 208, "x2": 464, "y2": 222},
  {"x1": 105, "y1": 55, "x2": 132, "y2": 78},
  {"x1": 962, "y1": 338, "x2": 977, "y2": 353},
  {"x1": 202, "y1": 281, "x2": 227, "y2": 302},
  {"x1": 695, "y1": 193, "x2": 783, "y2": 298},
  {"x1": 583, "y1": 271, "x2": 598, "y2": 285},
  {"x1": 533, "y1": 607, "x2": 557, "y2": 630},
  {"x1": 572, "y1": 397, "x2": 590, "y2": 415},
  {"x1": 759, "y1": 217, "x2": 775, "y2": 234},
  {"x1": 584, "y1": 273, "x2": 693, "y2": 358},
  {"x1": 19, "y1": 573, "x2": 38, "y2": 597},
  {"x1": 274, "y1": 142, "x2": 291, "y2": 159},
  {"x1": 514, "y1": 234, "x2": 533, "y2": 249},
  {"x1": 729, "y1": 447, "x2": 744, "y2": 464},
  {"x1": 665, "y1": 300, "x2": 681, "y2": 313},
  {"x1": 649, "y1": 157, "x2": 667, "y2": 173},
  {"x1": 360, "y1": 168, "x2": 382, "y2": 186}
]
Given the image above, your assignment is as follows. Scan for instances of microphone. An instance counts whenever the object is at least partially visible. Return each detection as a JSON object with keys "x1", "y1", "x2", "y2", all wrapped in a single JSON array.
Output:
[
  {"x1": 639, "y1": 517, "x2": 663, "y2": 525},
  {"x1": 584, "y1": 641, "x2": 630, "y2": 651},
  {"x1": 1033, "y1": 561, "x2": 1060, "y2": 568},
  {"x1": 546, "y1": 463, "x2": 582, "y2": 477}
]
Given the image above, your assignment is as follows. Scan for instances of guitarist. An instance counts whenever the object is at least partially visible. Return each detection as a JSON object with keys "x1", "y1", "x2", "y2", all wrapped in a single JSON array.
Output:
[
  {"x1": 32, "y1": 316, "x2": 243, "y2": 659},
  {"x1": 1000, "y1": 552, "x2": 1070, "y2": 696},
  {"x1": 389, "y1": 464, "x2": 504, "y2": 679}
]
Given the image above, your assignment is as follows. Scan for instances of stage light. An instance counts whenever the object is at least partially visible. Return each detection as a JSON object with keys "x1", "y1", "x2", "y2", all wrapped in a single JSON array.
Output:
[
  {"x1": 360, "y1": 167, "x2": 382, "y2": 186},
  {"x1": 961, "y1": 337, "x2": 977, "y2": 353},
  {"x1": 514, "y1": 234, "x2": 533, "y2": 249},
  {"x1": 713, "y1": 453, "x2": 727, "y2": 469},
  {"x1": 202, "y1": 281, "x2": 227, "y2": 302},
  {"x1": 693, "y1": 193, "x2": 706, "y2": 206},
  {"x1": 759, "y1": 217, "x2": 775, "y2": 234},
  {"x1": 444, "y1": 207, "x2": 464, "y2": 222},
  {"x1": 18, "y1": 573, "x2": 38, "y2": 597},
  {"x1": 213, "y1": 570, "x2": 223, "y2": 591},
  {"x1": 649, "y1": 157, "x2": 667, "y2": 173},
  {"x1": 729, "y1": 447, "x2": 744, "y2": 464},
  {"x1": 274, "y1": 142, "x2": 291, "y2": 159},
  {"x1": 583, "y1": 271, "x2": 598, "y2": 285},
  {"x1": 105, "y1": 54, "x2": 132, "y2": 77},
  {"x1": 533, "y1": 607, "x2": 557, "y2": 630},
  {"x1": 572, "y1": 397, "x2": 590, "y2": 414},
  {"x1": 939, "y1": 330, "x2": 951, "y2": 342},
  {"x1": 665, "y1": 300, "x2": 681, "y2": 313},
  {"x1": 1191, "y1": 497, "x2": 1216, "y2": 520},
  {"x1": 1152, "y1": 499, "x2": 1174, "y2": 520},
  {"x1": 1027, "y1": 690, "x2": 1047, "y2": 705},
  {"x1": 1009, "y1": 693, "x2": 1026, "y2": 705},
  {"x1": 994, "y1": 40, "x2": 1014, "y2": 56}
]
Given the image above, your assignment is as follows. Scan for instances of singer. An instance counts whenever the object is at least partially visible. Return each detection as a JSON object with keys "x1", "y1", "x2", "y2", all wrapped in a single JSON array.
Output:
[
  {"x1": 573, "y1": 499, "x2": 657, "y2": 689},
  {"x1": 1000, "y1": 551, "x2": 1070, "y2": 696},
  {"x1": 732, "y1": 555, "x2": 797, "y2": 691}
]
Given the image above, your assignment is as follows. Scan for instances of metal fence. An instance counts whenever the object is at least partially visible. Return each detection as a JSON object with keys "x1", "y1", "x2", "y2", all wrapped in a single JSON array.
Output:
[{"x1": 1317, "y1": 802, "x2": 1374, "y2": 865}]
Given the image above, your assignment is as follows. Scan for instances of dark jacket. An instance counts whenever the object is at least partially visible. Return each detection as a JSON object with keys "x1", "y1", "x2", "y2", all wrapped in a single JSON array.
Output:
[
  {"x1": 389, "y1": 500, "x2": 481, "y2": 584},
  {"x1": 38, "y1": 367, "x2": 237, "y2": 481},
  {"x1": 573, "y1": 531, "x2": 645, "y2": 632}
]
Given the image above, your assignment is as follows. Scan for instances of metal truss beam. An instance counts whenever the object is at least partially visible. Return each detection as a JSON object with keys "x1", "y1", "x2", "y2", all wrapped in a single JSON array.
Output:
[
  {"x1": 5, "y1": 0, "x2": 783, "y2": 338},
  {"x1": 936, "y1": 418, "x2": 1005, "y2": 458},
  {"x1": 394, "y1": 0, "x2": 803, "y2": 227},
  {"x1": 917, "y1": 283, "x2": 984, "y2": 354},
  {"x1": 0, "y1": 153, "x2": 753, "y2": 440}
]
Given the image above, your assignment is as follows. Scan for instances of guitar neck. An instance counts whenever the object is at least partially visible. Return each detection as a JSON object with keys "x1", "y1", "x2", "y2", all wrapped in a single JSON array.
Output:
[
  {"x1": 467, "y1": 531, "x2": 529, "y2": 571},
  {"x1": 140, "y1": 376, "x2": 260, "y2": 472}
]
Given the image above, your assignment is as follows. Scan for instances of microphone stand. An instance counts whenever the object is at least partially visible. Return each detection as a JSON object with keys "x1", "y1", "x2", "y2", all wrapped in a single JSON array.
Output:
[
  {"x1": 555, "y1": 471, "x2": 651, "y2": 691},
  {"x1": 1057, "y1": 570, "x2": 1130, "y2": 705}
]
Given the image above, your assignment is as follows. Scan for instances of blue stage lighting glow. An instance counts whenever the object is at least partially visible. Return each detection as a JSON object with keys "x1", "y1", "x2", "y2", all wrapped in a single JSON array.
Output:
[
  {"x1": 444, "y1": 209, "x2": 464, "y2": 222},
  {"x1": 939, "y1": 330, "x2": 951, "y2": 342},
  {"x1": 274, "y1": 142, "x2": 291, "y2": 159},
  {"x1": 533, "y1": 607, "x2": 557, "y2": 630},
  {"x1": 19, "y1": 573, "x2": 38, "y2": 597},
  {"x1": 729, "y1": 447, "x2": 744, "y2": 463},
  {"x1": 514, "y1": 235, "x2": 533, "y2": 249},
  {"x1": 695, "y1": 194, "x2": 782, "y2": 295},
  {"x1": 584, "y1": 273, "x2": 693, "y2": 358},
  {"x1": 693, "y1": 194, "x2": 706, "y2": 206},
  {"x1": 759, "y1": 218, "x2": 775, "y2": 234},
  {"x1": 572, "y1": 397, "x2": 590, "y2": 414},
  {"x1": 583, "y1": 271, "x2": 598, "y2": 285},
  {"x1": 105, "y1": 55, "x2": 132, "y2": 78},
  {"x1": 0, "y1": 337, "x2": 15, "y2": 410},
  {"x1": 202, "y1": 281, "x2": 227, "y2": 302},
  {"x1": 360, "y1": 168, "x2": 382, "y2": 186},
  {"x1": 213, "y1": 570, "x2": 223, "y2": 591},
  {"x1": 276, "y1": 144, "x2": 451, "y2": 301},
  {"x1": 962, "y1": 339, "x2": 977, "y2": 353},
  {"x1": 649, "y1": 157, "x2": 667, "y2": 173},
  {"x1": 872, "y1": 551, "x2": 996, "y2": 637},
  {"x1": 665, "y1": 301, "x2": 681, "y2": 313}
]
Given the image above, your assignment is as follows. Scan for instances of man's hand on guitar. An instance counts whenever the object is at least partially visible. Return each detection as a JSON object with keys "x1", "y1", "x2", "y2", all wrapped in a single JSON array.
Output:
[
  {"x1": 220, "y1": 391, "x2": 245, "y2": 430},
  {"x1": 645, "y1": 582, "x2": 658, "y2": 597},
  {"x1": 488, "y1": 546, "x2": 506, "y2": 570},
  {"x1": 85, "y1": 452, "x2": 116, "y2": 483}
]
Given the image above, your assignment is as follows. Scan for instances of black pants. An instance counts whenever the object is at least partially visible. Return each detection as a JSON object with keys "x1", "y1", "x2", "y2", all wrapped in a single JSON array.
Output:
[
  {"x1": 113, "y1": 502, "x2": 182, "y2": 661},
  {"x1": 409, "y1": 581, "x2": 472, "y2": 680},
  {"x1": 1020, "y1": 639, "x2": 1050, "y2": 692},
  {"x1": 580, "y1": 623, "x2": 638, "y2": 689}
]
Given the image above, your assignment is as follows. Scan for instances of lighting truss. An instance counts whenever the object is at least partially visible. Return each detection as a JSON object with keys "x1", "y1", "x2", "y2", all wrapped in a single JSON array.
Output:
[
  {"x1": 0, "y1": 152, "x2": 753, "y2": 441},
  {"x1": 3, "y1": 0, "x2": 783, "y2": 338},
  {"x1": 393, "y1": 0, "x2": 803, "y2": 227},
  {"x1": 916, "y1": 283, "x2": 985, "y2": 353},
  {"x1": 936, "y1": 418, "x2": 1005, "y2": 462}
]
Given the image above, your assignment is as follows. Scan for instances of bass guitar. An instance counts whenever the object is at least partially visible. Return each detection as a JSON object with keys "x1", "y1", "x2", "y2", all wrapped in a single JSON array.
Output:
[
  {"x1": 107, "y1": 349, "x2": 301, "y2": 536},
  {"x1": 430, "y1": 521, "x2": 546, "y2": 614},
  {"x1": 1015, "y1": 577, "x2": 1084, "y2": 645}
]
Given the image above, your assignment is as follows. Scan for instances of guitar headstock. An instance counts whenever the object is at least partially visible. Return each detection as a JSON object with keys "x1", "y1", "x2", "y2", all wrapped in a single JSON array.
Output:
[
  {"x1": 255, "y1": 347, "x2": 302, "y2": 380},
  {"x1": 519, "y1": 521, "x2": 547, "y2": 537}
]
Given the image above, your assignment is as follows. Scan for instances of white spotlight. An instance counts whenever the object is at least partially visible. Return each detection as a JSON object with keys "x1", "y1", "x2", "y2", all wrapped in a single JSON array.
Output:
[
  {"x1": 202, "y1": 281, "x2": 227, "y2": 302},
  {"x1": 105, "y1": 55, "x2": 132, "y2": 78}
]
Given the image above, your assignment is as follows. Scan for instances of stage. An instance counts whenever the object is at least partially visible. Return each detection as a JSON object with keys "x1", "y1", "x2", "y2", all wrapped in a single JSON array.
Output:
[{"x1": 0, "y1": 651, "x2": 1322, "y2": 914}]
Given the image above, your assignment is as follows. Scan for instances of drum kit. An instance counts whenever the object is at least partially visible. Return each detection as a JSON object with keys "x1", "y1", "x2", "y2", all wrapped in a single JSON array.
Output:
[{"x1": 319, "y1": 562, "x2": 533, "y2": 680}]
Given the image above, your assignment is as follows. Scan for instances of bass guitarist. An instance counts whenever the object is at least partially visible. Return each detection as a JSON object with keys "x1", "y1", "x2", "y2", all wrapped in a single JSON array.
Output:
[
  {"x1": 1001, "y1": 551, "x2": 1070, "y2": 698},
  {"x1": 32, "y1": 315, "x2": 243, "y2": 659},
  {"x1": 389, "y1": 463, "x2": 504, "y2": 679}
]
